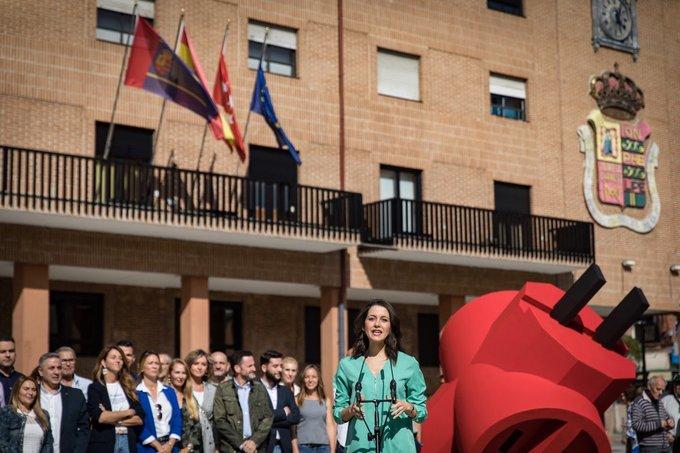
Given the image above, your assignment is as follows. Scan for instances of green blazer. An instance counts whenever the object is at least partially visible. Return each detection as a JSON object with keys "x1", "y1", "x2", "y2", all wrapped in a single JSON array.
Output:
[
  {"x1": 333, "y1": 351, "x2": 427, "y2": 453},
  {"x1": 213, "y1": 380, "x2": 273, "y2": 453}
]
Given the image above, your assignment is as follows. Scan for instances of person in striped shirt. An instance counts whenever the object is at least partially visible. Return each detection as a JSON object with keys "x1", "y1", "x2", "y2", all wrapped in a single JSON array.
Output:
[{"x1": 632, "y1": 375, "x2": 675, "y2": 452}]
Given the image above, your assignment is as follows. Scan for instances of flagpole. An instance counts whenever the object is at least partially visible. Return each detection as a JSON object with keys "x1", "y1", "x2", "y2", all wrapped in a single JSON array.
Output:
[
  {"x1": 195, "y1": 20, "x2": 231, "y2": 172},
  {"x1": 150, "y1": 8, "x2": 185, "y2": 163},
  {"x1": 103, "y1": 1, "x2": 139, "y2": 160},
  {"x1": 241, "y1": 27, "x2": 270, "y2": 143},
  {"x1": 236, "y1": 27, "x2": 268, "y2": 177}
]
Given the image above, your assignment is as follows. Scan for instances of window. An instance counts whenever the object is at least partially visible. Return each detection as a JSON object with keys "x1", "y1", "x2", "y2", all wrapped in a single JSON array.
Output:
[
  {"x1": 247, "y1": 145, "x2": 299, "y2": 221},
  {"x1": 417, "y1": 313, "x2": 440, "y2": 367},
  {"x1": 377, "y1": 49, "x2": 420, "y2": 101},
  {"x1": 210, "y1": 301, "x2": 243, "y2": 354},
  {"x1": 50, "y1": 291, "x2": 104, "y2": 356},
  {"x1": 494, "y1": 181, "x2": 530, "y2": 214},
  {"x1": 494, "y1": 181, "x2": 531, "y2": 250},
  {"x1": 490, "y1": 74, "x2": 526, "y2": 121},
  {"x1": 248, "y1": 21, "x2": 297, "y2": 77},
  {"x1": 96, "y1": 0, "x2": 155, "y2": 45},
  {"x1": 487, "y1": 0, "x2": 523, "y2": 16},
  {"x1": 95, "y1": 122, "x2": 153, "y2": 162},
  {"x1": 305, "y1": 306, "x2": 321, "y2": 364},
  {"x1": 380, "y1": 165, "x2": 422, "y2": 234}
]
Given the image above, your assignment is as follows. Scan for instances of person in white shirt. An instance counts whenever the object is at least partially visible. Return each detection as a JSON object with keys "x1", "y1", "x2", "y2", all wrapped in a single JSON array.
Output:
[
  {"x1": 185, "y1": 349, "x2": 217, "y2": 453},
  {"x1": 662, "y1": 376, "x2": 680, "y2": 449},
  {"x1": 135, "y1": 351, "x2": 182, "y2": 452},
  {"x1": 0, "y1": 375, "x2": 53, "y2": 453},
  {"x1": 56, "y1": 346, "x2": 92, "y2": 401}
]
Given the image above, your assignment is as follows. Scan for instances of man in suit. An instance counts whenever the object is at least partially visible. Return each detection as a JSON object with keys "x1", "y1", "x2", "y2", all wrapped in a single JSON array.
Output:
[
  {"x1": 259, "y1": 350, "x2": 300, "y2": 453},
  {"x1": 214, "y1": 350, "x2": 273, "y2": 453},
  {"x1": 38, "y1": 352, "x2": 90, "y2": 453}
]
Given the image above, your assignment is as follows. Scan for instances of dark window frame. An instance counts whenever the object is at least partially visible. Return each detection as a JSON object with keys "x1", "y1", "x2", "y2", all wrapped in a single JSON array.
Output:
[
  {"x1": 50, "y1": 291, "x2": 104, "y2": 357},
  {"x1": 487, "y1": 0, "x2": 524, "y2": 16},
  {"x1": 247, "y1": 20, "x2": 298, "y2": 78},
  {"x1": 417, "y1": 313, "x2": 440, "y2": 367},
  {"x1": 209, "y1": 300, "x2": 244, "y2": 354},
  {"x1": 96, "y1": 8, "x2": 154, "y2": 45},
  {"x1": 379, "y1": 165, "x2": 422, "y2": 202},
  {"x1": 95, "y1": 121, "x2": 154, "y2": 163},
  {"x1": 304, "y1": 306, "x2": 321, "y2": 365}
]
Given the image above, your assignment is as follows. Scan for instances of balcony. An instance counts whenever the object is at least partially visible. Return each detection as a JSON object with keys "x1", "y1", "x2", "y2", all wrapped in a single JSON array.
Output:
[
  {"x1": 362, "y1": 198, "x2": 595, "y2": 273},
  {"x1": 0, "y1": 146, "x2": 363, "y2": 252}
]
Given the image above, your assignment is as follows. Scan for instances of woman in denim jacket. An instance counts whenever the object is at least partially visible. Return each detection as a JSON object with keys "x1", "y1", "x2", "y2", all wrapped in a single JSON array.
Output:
[{"x1": 0, "y1": 375, "x2": 54, "y2": 453}]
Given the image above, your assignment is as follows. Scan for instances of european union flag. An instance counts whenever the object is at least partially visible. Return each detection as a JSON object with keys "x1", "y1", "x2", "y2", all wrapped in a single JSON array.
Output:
[{"x1": 249, "y1": 67, "x2": 301, "y2": 165}]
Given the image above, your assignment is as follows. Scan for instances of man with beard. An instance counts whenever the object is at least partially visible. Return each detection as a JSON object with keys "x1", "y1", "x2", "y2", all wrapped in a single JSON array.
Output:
[
  {"x1": 56, "y1": 346, "x2": 92, "y2": 400},
  {"x1": 38, "y1": 352, "x2": 90, "y2": 452},
  {"x1": 260, "y1": 350, "x2": 300, "y2": 453},
  {"x1": 214, "y1": 350, "x2": 273, "y2": 453},
  {"x1": 210, "y1": 350, "x2": 232, "y2": 384}
]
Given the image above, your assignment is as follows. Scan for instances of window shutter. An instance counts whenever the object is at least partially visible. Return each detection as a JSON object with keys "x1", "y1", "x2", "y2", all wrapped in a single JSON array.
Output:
[{"x1": 378, "y1": 50, "x2": 420, "y2": 101}]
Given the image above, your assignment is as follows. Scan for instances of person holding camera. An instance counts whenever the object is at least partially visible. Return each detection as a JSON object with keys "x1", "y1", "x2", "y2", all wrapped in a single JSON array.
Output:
[{"x1": 632, "y1": 375, "x2": 675, "y2": 452}]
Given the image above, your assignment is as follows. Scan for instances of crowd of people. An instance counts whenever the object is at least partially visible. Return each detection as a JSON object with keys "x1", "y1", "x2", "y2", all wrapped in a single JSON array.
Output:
[{"x1": 0, "y1": 300, "x2": 428, "y2": 453}]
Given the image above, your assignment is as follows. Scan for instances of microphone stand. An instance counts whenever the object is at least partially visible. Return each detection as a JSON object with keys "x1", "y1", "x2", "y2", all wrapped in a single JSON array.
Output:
[{"x1": 364, "y1": 396, "x2": 394, "y2": 453}]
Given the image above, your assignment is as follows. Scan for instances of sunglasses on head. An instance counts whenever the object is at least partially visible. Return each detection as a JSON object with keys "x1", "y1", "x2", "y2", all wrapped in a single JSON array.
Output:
[{"x1": 155, "y1": 404, "x2": 162, "y2": 421}]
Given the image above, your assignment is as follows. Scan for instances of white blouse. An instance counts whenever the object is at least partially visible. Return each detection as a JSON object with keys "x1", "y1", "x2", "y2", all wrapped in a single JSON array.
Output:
[{"x1": 21, "y1": 410, "x2": 45, "y2": 453}]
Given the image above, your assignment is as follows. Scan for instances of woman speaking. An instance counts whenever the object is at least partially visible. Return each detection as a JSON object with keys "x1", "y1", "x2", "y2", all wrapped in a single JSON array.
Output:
[{"x1": 332, "y1": 300, "x2": 427, "y2": 453}]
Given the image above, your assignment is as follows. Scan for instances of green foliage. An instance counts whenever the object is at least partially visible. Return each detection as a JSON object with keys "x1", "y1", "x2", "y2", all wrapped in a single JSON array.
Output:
[{"x1": 622, "y1": 334, "x2": 642, "y2": 361}]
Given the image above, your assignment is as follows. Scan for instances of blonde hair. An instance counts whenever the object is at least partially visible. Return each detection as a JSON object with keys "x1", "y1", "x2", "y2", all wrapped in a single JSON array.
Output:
[
  {"x1": 11, "y1": 376, "x2": 50, "y2": 431},
  {"x1": 92, "y1": 345, "x2": 138, "y2": 403},
  {"x1": 184, "y1": 349, "x2": 211, "y2": 418},
  {"x1": 170, "y1": 358, "x2": 199, "y2": 421},
  {"x1": 297, "y1": 364, "x2": 327, "y2": 407}
]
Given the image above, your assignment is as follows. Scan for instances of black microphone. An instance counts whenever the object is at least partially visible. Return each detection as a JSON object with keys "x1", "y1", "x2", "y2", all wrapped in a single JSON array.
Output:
[
  {"x1": 355, "y1": 381, "x2": 363, "y2": 403},
  {"x1": 390, "y1": 379, "x2": 397, "y2": 404}
]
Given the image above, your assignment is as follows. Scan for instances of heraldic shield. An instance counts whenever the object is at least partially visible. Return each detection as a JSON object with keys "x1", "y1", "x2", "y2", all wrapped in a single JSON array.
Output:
[{"x1": 578, "y1": 64, "x2": 660, "y2": 233}]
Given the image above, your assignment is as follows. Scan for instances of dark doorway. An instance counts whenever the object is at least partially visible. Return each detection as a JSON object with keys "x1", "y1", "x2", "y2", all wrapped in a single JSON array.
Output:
[
  {"x1": 246, "y1": 145, "x2": 299, "y2": 221},
  {"x1": 494, "y1": 181, "x2": 532, "y2": 251}
]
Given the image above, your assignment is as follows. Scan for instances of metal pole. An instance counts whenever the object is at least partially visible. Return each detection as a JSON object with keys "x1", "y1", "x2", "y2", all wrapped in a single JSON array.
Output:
[
  {"x1": 103, "y1": 1, "x2": 139, "y2": 160},
  {"x1": 150, "y1": 9, "x2": 185, "y2": 163},
  {"x1": 241, "y1": 27, "x2": 270, "y2": 142}
]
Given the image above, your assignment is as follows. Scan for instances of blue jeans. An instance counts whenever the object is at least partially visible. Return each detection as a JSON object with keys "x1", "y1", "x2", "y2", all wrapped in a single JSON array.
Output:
[
  {"x1": 114, "y1": 434, "x2": 130, "y2": 453},
  {"x1": 299, "y1": 445, "x2": 330, "y2": 453}
]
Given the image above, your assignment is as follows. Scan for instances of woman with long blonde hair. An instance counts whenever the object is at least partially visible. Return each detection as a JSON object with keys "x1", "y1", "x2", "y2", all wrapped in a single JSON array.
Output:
[
  {"x1": 184, "y1": 349, "x2": 216, "y2": 453},
  {"x1": 168, "y1": 359, "x2": 202, "y2": 452},
  {"x1": 87, "y1": 345, "x2": 144, "y2": 453},
  {"x1": 295, "y1": 365, "x2": 335, "y2": 453},
  {"x1": 0, "y1": 375, "x2": 53, "y2": 452}
]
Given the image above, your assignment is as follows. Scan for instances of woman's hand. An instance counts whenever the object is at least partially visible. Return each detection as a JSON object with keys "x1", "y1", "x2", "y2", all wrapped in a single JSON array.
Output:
[
  {"x1": 390, "y1": 400, "x2": 415, "y2": 419},
  {"x1": 342, "y1": 403, "x2": 364, "y2": 421}
]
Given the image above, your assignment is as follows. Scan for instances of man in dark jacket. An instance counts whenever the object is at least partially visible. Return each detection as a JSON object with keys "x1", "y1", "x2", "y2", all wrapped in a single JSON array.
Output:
[
  {"x1": 214, "y1": 350, "x2": 273, "y2": 453},
  {"x1": 0, "y1": 336, "x2": 23, "y2": 405},
  {"x1": 259, "y1": 350, "x2": 300, "y2": 453},
  {"x1": 38, "y1": 352, "x2": 90, "y2": 453}
]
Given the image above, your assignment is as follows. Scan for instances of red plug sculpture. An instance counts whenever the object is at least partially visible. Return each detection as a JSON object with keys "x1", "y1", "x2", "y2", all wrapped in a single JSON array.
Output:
[{"x1": 421, "y1": 264, "x2": 648, "y2": 453}]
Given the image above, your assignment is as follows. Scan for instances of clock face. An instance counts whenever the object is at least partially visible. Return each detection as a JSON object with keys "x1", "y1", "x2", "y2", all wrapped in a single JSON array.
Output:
[{"x1": 600, "y1": 0, "x2": 633, "y2": 41}]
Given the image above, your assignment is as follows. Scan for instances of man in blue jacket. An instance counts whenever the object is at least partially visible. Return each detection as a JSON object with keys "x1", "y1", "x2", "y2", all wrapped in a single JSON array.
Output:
[
  {"x1": 259, "y1": 350, "x2": 300, "y2": 453},
  {"x1": 38, "y1": 352, "x2": 90, "y2": 453}
]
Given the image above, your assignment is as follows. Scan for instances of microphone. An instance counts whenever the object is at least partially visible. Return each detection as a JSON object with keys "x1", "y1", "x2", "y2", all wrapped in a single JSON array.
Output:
[
  {"x1": 354, "y1": 381, "x2": 363, "y2": 404},
  {"x1": 390, "y1": 379, "x2": 397, "y2": 404}
]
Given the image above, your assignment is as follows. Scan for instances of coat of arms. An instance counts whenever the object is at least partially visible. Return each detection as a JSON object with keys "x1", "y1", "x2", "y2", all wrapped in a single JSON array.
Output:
[{"x1": 578, "y1": 64, "x2": 660, "y2": 233}]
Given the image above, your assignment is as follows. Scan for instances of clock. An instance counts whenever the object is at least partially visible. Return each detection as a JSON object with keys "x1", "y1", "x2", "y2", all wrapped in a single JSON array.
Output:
[{"x1": 591, "y1": 0, "x2": 640, "y2": 61}]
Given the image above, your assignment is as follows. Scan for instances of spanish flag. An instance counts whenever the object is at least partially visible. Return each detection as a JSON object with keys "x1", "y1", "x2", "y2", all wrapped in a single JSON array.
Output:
[
  {"x1": 124, "y1": 18, "x2": 218, "y2": 123},
  {"x1": 176, "y1": 24, "x2": 226, "y2": 142}
]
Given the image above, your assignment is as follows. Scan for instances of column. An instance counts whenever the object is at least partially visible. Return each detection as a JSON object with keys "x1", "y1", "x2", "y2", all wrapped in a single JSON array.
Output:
[
  {"x1": 180, "y1": 276, "x2": 209, "y2": 358},
  {"x1": 13, "y1": 263, "x2": 49, "y2": 373},
  {"x1": 438, "y1": 294, "x2": 466, "y2": 330},
  {"x1": 320, "y1": 286, "x2": 345, "y2": 390}
]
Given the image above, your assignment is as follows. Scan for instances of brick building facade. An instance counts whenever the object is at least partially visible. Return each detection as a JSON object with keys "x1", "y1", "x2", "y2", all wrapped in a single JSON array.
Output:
[{"x1": 1, "y1": 0, "x2": 679, "y2": 442}]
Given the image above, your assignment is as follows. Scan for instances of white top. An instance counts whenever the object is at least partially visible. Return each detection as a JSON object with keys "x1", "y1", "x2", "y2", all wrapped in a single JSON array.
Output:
[
  {"x1": 21, "y1": 409, "x2": 45, "y2": 453},
  {"x1": 107, "y1": 382, "x2": 130, "y2": 434},
  {"x1": 662, "y1": 394, "x2": 680, "y2": 429},
  {"x1": 193, "y1": 390, "x2": 204, "y2": 408},
  {"x1": 40, "y1": 385, "x2": 62, "y2": 453},
  {"x1": 280, "y1": 382, "x2": 301, "y2": 397},
  {"x1": 72, "y1": 375, "x2": 93, "y2": 401},
  {"x1": 137, "y1": 381, "x2": 179, "y2": 444},
  {"x1": 261, "y1": 379, "x2": 280, "y2": 439}
]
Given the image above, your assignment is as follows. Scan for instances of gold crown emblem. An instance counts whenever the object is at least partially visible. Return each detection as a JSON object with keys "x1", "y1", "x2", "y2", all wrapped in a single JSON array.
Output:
[{"x1": 589, "y1": 63, "x2": 644, "y2": 121}]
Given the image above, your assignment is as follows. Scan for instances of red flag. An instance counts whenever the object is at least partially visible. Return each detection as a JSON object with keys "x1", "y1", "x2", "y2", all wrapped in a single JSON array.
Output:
[
  {"x1": 177, "y1": 26, "x2": 224, "y2": 141},
  {"x1": 213, "y1": 53, "x2": 246, "y2": 162}
]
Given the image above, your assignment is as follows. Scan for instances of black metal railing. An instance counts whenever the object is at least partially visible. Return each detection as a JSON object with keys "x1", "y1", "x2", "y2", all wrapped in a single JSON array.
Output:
[
  {"x1": 0, "y1": 146, "x2": 363, "y2": 241},
  {"x1": 363, "y1": 198, "x2": 595, "y2": 263}
]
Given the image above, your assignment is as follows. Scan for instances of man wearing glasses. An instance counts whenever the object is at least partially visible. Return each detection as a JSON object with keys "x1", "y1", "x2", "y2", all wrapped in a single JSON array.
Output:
[{"x1": 56, "y1": 346, "x2": 93, "y2": 401}]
